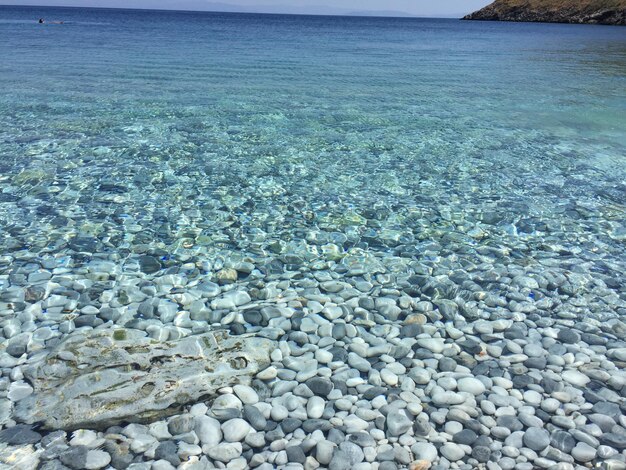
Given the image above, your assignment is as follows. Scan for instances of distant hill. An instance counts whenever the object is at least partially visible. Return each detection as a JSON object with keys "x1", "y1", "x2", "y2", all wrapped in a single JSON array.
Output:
[
  {"x1": 463, "y1": 0, "x2": 626, "y2": 25},
  {"x1": 346, "y1": 10, "x2": 416, "y2": 18}
]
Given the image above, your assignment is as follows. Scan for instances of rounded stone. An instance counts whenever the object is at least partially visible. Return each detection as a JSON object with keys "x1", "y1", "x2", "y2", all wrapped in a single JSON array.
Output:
[
  {"x1": 412, "y1": 442, "x2": 437, "y2": 462},
  {"x1": 550, "y1": 430, "x2": 576, "y2": 454},
  {"x1": 59, "y1": 446, "x2": 89, "y2": 469},
  {"x1": 286, "y1": 446, "x2": 306, "y2": 464},
  {"x1": 453, "y1": 429, "x2": 478, "y2": 445},
  {"x1": 307, "y1": 396, "x2": 325, "y2": 419},
  {"x1": 155, "y1": 441, "x2": 181, "y2": 466},
  {"x1": 457, "y1": 377, "x2": 486, "y2": 395},
  {"x1": 195, "y1": 415, "x2": 222, "y2": 447},
  {"x1": 440, "y1": 443, "x2": 464, "y2": 461},
  {"x1": 557, "y1": 328, "x2": 580, "y2": 344},
  {"x1": 471, "y1": 445, "x2": 491, "y2": 463},
  {"x1": 233, "y1": 385, "x2": 259, "y2": 405},
  {"x1": 84, "y1": 450, "x2": 111, "y2": 469},
  {"x1": 523, "y1": 390, "x2": 542, "y2": 406},
  {"x1": 562, "y1": 370, "x2": 590, "y2": 387},
  {"x1": 168, "y1": 414, "x2": 194, "y2": 436},
  {"x1": 0, "y1": 425, "x2": 42, "y2": 445},
  {"x1": 243, "y1": 405, "x2": 267, "y2": 431},
  {"x1": 386, "y1": 411, "x2": 412, "y2": 437},
  {"x1": 305, "y1": 377, "x2": 334, "y2": 397},
  {"x1": 572, "y1": 442, "x2": 597, "y2": 463},
  {"x1": 523, "y1": 427, "x2": 550, "y2": 451},
  {"x1": 138, "y1": 256, "x2": 161, "y2": 274},
  {"x1": 416, "y1": 338, "x2": 444, "y2": 354},
  {"x1": 222, "y1": 418, "x2": 251, "y2": 442},
  {"x1": 208, "y1": 442, "x2": 242, "y2": 462},
  {"x1": 271, "y1": 405, "x2": 289, "y2": 421},
  {"x1": 281, "y1": 418, "x2": 303, "y2": 434},
  {"x1": 439, "y1": 357, "x2": 457, "y2": 372}
]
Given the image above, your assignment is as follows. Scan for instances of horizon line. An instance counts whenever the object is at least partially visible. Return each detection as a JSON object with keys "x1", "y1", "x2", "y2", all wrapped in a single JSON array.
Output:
[{"x1": 0, "y1": 3, "x2": 468, "y2": 20}]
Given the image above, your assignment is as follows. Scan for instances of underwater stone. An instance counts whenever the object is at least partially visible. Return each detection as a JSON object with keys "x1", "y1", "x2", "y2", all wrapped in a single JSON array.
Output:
[
  {"x1": 138, "y1": 256, "x2": 162, "y2": 274},
  {"x1": 13, "y1": 329, "x2": 274, "y2": 430}
]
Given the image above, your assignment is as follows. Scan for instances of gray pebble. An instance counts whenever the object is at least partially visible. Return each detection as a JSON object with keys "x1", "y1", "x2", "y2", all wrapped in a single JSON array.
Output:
[
  {"x1": 523, "y1": 427, "x2": 550, "y2": 451},
  {"x1": 0, "y1": 424, "x2": 42, "y2": 445}
]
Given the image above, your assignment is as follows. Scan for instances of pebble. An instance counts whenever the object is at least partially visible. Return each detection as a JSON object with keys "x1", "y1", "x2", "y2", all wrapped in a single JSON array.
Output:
[
  {"x1": 432, "y1": 391, "x2": 465, "y2": 406},
  {"x1": 233, "y1": 385, "x2": 259, "y2": 404},
  {"x1": 572, "y1": 442, "x2": 597, "y2": 463},
  {"x1": 306, "y1": 377, "x2": 334, "y2": 397},
  {"x1": 271, "y1": 405, "x2": 289, "y2": 421},
  {"x1": 440, "y1": 443, "x2": 465, "y2": 461},
  {"x1": 168, "y1": 414, "x2": 194, "y2": 435},
  {"x1": 195, "y1": 416, "x2": 222, "y2": 447},
  {"x1": 84, "y1": 450, "x2": 111, "y2": 469},
  {"x1": 344, "y1": 415, "x2": 369, "y2": 433},
  {"x1": 386, "y1": 410, "x2": 412, "y2": 437},
  {"x1": 0, "y1": 165, "x2": 624, "y2": 470},
  {"x1": 562, "y1": 370, "x2": 590, "y2": 387},
  {"x1": 7, "y1": 381, "x2": 33, "y2": 401},
  {"x1": 60, "y1": 446, "x2": 89, "y2": 469},
  {"x1": 412, "y1": 442, "x2": 437, "y2": 462},
  {"x1": 457, "y1": 377, "x2": 486, "y2": 395},
  {"x1": 380, "y1": 368, "x2": 399, "y2": 386},
  {"x1": 207, "y1": 442, "x2": 242, "y2": 462},
  {"x1": 155, "y1": 441, "x2": 180, "y2": 466},
  {"x1": 316, "y1": 440, "x2": 335, "y2": 465},
  {"x1": 222, "y1": 418, "x2": 251, "y2": 442},
  {"x1": 0, "y1": 424, "x2": 42, "y2": 445},
  {"x1": 523, "y1": 427, "x2": 550, "y2": 451},
  {"x1": 453, "y1": 429, "x2": 478, "y2": 445},
  {"x1": 416, "y1": 338, "x2": 445, "y2": 354},
  {"x1": 307, "y1": 396, "x2": 325, "y2": 419},
  {"x1": 69, "y1": 430, "x2": 100, "y2": 447}
]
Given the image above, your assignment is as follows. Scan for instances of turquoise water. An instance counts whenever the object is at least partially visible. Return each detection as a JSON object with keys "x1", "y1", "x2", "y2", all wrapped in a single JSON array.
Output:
[{"x1": 0, "y1": 9, "x2": 625, "y2": 277}]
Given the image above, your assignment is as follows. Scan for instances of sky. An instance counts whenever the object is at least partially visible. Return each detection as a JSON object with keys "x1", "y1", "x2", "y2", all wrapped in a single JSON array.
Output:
[{"x1": 0, "y1": 0, "x2": 492, "y2": 17}]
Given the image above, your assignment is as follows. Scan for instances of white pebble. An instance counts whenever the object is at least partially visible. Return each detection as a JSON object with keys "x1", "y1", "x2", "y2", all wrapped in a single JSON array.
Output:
[
  {"x1": 457, "y1": 377, "x2": 486, "y2": 395},
  {"x1": 7, "y1": 381, "x2": 33, "y2": 402},
  {"x1": 380, "y1": 368, "x2": 399, "y2": 386},
  {"x1": 562, "y1": 370, "x2": 590, "y2": 387},
  {"x1": 233, "y1": 385, "x2": 259, "y2": 405},
  {"x1": 84, "y1": 450, "x2": 111, "y2": 469},
  {"x1": 416, "y1": 338, "x2": 445, "y2": 354},
  {"x1": 307, "y1": 396, "x2": 325, "y2": 419},
  {"x1": 70, "y1": 429, "x2": 100, "y2": 447},
  {"x1": 222, "y1": 418, "x2": 251, "y2": 442}
]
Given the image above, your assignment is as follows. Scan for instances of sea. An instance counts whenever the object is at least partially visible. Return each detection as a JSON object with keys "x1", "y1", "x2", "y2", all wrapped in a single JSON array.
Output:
[{"x1": 1, "y1": 4, "x2": 626, "y2": 468}]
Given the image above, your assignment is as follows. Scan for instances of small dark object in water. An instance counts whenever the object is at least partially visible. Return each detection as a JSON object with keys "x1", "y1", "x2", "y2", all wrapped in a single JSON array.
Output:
[{"x1": 39, "y1": 18, "x2": 65, "y2": 24}]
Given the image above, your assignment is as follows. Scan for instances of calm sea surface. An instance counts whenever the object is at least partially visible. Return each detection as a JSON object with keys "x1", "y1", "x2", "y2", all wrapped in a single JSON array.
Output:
[{"x1": 1, "y1": 5, "x2": 626, "y2": 463}]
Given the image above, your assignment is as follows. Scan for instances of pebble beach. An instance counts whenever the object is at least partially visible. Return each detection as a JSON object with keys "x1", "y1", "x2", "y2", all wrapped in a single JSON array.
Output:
[{"x1": 1, "y1": 6, "x2": 626, "y2": 470}]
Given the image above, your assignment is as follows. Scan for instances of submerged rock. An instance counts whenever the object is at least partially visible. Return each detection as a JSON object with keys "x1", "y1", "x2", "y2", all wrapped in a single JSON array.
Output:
[{"x1": 14, "y1": 329, "x2": 274, "y2": 430}]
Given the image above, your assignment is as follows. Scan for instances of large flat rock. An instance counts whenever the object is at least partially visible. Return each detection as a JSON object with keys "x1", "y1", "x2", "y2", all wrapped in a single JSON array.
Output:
[{"x1": 14, "y1": 329, "x2": 274, "y2": 430}]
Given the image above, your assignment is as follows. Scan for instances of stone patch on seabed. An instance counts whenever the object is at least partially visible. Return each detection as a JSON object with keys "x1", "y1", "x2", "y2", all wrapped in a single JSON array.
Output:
[{"x1": 13, "y1": 329, "x2": 274, "y2": 431}]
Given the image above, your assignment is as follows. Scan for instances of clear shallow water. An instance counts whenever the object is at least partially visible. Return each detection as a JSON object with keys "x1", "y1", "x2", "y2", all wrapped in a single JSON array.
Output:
[
  {"x1": 0, "y1": 7, "x2": 625, "y2": 273},
  {"x1": 0, "y1": 8, "x2": 626, "y2": 272},
  {"x1": 1, "y1": 5, "x2": 626, "y2": 467}
]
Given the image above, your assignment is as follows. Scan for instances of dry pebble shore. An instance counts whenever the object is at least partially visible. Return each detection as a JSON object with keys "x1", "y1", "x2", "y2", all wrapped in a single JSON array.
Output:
[{"x1": 1, "y1": 239, "x2": 626, "y2": 470}]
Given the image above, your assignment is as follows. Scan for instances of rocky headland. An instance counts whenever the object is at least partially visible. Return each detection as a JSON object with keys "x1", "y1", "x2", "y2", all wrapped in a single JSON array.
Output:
[{"x1": 464, "y1": 0, "x2": 626, "y2": 25}]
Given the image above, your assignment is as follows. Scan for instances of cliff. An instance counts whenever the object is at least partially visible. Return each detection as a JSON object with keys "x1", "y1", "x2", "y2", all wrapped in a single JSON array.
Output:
[{"x1": 463, "y1": 0, "x2": 626, "y2": 25}]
